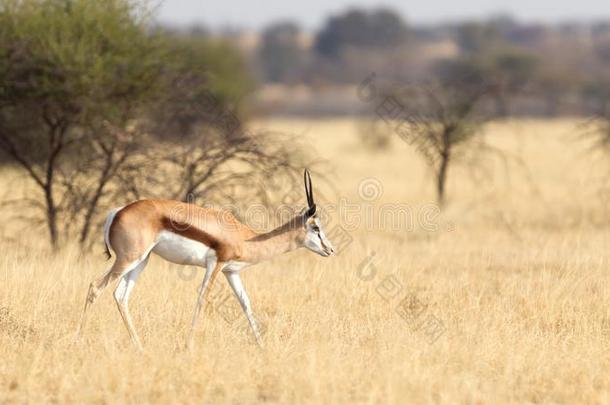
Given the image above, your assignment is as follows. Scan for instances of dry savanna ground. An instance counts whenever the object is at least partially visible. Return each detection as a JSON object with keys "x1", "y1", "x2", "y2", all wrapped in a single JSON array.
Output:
[{"x1": 1, "y1": 119, "x2": 610, "y2": 403}]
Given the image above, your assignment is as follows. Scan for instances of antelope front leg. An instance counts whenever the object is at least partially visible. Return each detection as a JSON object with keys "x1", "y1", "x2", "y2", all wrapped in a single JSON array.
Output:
[
  {"x1": 223, "y1": 271, "x2": 263, "y2": 346},
  {"x1": 186, "y1": 253, "x2": 222, "y2": 350}
]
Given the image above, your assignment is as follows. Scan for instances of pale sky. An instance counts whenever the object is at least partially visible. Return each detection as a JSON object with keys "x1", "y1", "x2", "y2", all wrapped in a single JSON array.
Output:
[{"x1": 156, "y1": 0, "x2": 610, "y2": 30}]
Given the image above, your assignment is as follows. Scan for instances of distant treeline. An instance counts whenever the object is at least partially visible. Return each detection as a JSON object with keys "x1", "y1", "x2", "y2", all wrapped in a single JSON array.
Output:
[{"x1": 182, "y1": 9, "x2": 610, "y2": 117}]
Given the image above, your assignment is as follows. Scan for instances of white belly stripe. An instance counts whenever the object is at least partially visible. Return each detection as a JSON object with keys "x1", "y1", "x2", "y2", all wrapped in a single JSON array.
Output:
[
  {"x1": 153, "y1": 230, "x2": 210, "y2": 266},
  {"x1": 153, "y1": 230, "x2": 252, "y2": 272}
]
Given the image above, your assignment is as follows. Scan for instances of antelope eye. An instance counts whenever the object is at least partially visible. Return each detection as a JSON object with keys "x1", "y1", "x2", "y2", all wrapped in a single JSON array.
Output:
[{"x1": 312, "y1": 225, "x2": 320, "y2": 232}]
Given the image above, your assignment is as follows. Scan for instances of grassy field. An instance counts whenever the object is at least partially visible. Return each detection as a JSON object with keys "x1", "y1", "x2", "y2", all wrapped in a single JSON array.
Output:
[{"x1": 1, "y1": 119, "x2": 609, "y2": 403}]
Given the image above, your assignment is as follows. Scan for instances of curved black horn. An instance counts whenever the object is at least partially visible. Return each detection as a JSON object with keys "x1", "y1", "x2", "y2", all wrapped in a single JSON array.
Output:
[
  {"x1": 303, "y1": 169, "x2": 316, "y2": 217},
  {"x1": 304, "y1": 169, "x2": 314, "y2": 207}
]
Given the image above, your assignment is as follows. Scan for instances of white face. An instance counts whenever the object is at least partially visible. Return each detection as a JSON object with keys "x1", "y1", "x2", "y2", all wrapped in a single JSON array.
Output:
[{"x1": 303, "y1": 216, "x2": 335, "y2": 257}]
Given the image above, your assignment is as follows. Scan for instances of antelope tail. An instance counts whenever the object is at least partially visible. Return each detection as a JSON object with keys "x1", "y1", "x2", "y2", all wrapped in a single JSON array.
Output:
[{"x1": 103, "y1": 206, "x2": 123, "y2": 260}]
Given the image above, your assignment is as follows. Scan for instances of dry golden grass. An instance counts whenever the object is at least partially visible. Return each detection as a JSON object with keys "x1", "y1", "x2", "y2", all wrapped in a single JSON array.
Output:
[{"x1": 1, "y1": 118, "x2": 610, "y2": 404}]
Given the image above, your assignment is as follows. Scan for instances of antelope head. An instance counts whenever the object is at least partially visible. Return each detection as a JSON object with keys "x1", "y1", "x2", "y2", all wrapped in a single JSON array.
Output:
[{"x1": 301, "y1": 169, "x2": 335, "y2": 257}]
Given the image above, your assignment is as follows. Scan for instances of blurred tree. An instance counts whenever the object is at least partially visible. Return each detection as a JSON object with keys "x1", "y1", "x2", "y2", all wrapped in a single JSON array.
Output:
[
  {"x1": 455, "y1": 21, "x2": 501, "y2": 54},
  {"x1": 581, "y1": 30, "x2": 610, "y2": 116},
  {"x1": 314, "y1": 8, "x2": 408, "y2": 58},
  {"x1": 259, "y1": 21, "x2": 304, "y2": 83},
  {"x1": 581, "y1": 84, "x2": 610, "y2": 166},
  {"x1": 441, "y1": 45, "x2": 538, "y2": 117},
  {"x1": 455, "y1": 16, "x2": 520, "y2": 54},
  {"x1": 485, "y1": 48, "x2": 538, "y2": 116},
  {"x1": 395, "y1": 59, "x2": 491, "y2": 205},
  {"x1": 138, "y1": 130, "x2": 309, "y2": 206},
  {"x1": 582, "y1": 79, "x2": 610, "y2": 117},
  {"x1": 145, "y1": 35, "x2": 254, "y2": 140},
  {"x1": 535, "y1": 65, "x2": 574, "y2": 116}
]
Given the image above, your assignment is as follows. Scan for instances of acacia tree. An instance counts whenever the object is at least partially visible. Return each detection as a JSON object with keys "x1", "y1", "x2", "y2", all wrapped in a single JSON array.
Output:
[
  {"x1": 395, "y1": 59, "x2": 491, "y2": 205},
  {"x1": 0, "y1": 0, "x2": 163, "y2": 246},
  {"x1": 0, "y1": 0, "x2": 268, "y2": 249}
]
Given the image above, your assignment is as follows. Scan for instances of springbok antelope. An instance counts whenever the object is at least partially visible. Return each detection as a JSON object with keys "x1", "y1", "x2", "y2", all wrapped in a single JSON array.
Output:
[{"x1": 77, "y1": 170, "x2": 334, "y2": 350}]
